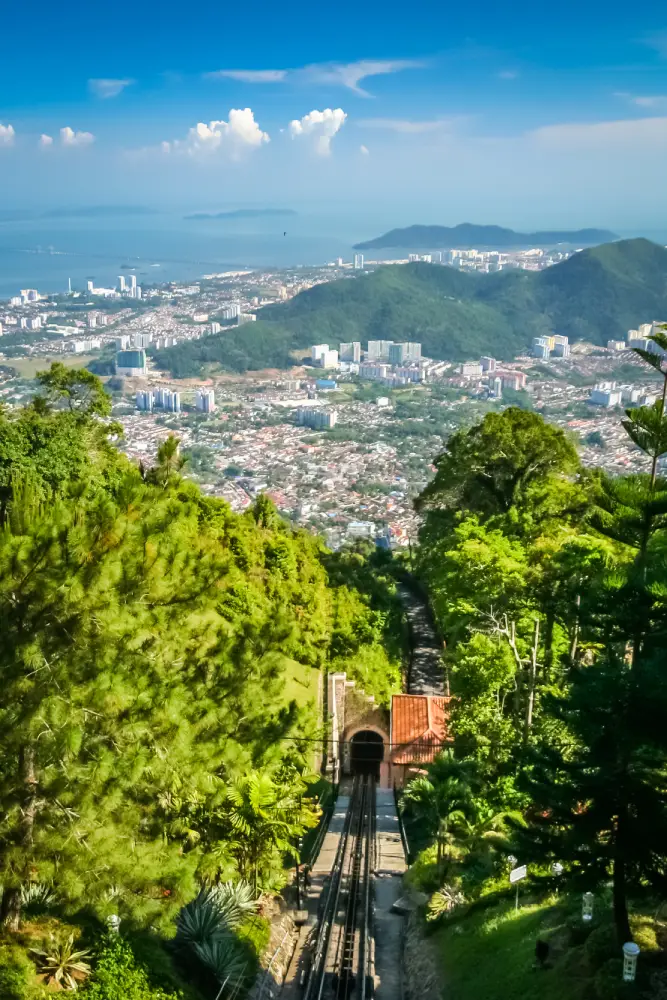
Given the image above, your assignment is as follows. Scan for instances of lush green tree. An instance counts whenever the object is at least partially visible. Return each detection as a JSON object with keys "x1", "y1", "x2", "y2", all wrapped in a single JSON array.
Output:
[
  {"x1": 416, "y1": 408, "x2": 579, "y2": 522},
  {"x1": 518, "y1": 651, "x2": 667, "y2": 944},
  {"x1": 402, "y1": 754, "x2": 476, "y2": 870}
]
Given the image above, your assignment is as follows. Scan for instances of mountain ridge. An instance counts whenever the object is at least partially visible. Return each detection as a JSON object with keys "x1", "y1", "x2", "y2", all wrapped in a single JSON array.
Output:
[
  {"x1": 153, "y1": 239, "x2": 667, "y2": 377},
  {"x1": 353, "y1": 222, "x2": 619, "y2": 250}
]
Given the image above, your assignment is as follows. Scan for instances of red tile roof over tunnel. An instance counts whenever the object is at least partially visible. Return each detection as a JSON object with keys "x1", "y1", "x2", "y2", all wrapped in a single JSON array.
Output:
[{"x1": 390, "y1": 694, "x2": 451, "y2": 765}]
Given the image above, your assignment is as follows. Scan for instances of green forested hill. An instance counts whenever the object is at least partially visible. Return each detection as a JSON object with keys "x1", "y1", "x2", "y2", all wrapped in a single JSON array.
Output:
[{"x1": 154, "y1": 239, "x2": 667, "y2": 376}]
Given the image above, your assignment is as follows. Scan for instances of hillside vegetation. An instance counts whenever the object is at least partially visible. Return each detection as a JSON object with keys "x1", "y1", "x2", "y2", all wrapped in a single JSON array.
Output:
[
  {"x1": 0, "y1": 364, "x2": 401, "y2": 998},
  {"x1": 154, "y1": 239, "x2": 667, "y2": 376},
  {"x1": 353, "y1": 222, "x2": 617, "y2": 249},
  {"x1": 396, "y1": 327, "x2": 667, "y2": 995}
]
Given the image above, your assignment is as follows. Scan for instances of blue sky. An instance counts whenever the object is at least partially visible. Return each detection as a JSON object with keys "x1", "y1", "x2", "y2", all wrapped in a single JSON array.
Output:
[{"x1": 1, "y1": 0, "x2": 666, "y2": 228}]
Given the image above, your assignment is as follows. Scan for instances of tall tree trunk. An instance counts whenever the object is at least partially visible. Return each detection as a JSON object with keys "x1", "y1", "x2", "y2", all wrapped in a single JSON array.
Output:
[
  {"x1": 543, "y1": 610, "x2": 554, "y2": 683},
  {"x1": 524, "y1": 619, "x2": 540, "y2": 740},
  {"x1": 1, "y1": 747, "x2": 38, "y2": 931},
  {"x1": 613, "y1": 813, "x2": 632, "y2": 944},
  {"x1": 0, "y1": 888, "x2": 22, "y2": 931},
  {"x1": 569, "y1": 593, "x2": 580, "y2": 667}
]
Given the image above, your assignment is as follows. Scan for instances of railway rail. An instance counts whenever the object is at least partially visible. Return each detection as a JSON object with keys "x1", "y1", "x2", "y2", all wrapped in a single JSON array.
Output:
[{"x1": 303, "y1": 776, "x2": 376, "y2": 1000}]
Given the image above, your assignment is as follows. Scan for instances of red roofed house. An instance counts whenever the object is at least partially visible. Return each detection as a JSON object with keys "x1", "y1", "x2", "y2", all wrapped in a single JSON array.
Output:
[{"x1": 390, "y1": 694, "x2": 451, "y2": 787}]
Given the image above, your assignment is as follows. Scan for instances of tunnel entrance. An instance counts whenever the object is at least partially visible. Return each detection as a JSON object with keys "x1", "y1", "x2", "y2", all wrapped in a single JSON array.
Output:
[{"x1": 350, "y1": 730, "x2": 384, "y2": 779}]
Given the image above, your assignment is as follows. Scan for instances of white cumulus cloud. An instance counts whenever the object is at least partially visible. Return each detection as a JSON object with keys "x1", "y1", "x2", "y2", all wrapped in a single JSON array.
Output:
[
  {"x1": 0, "y1": 124, "x2": 15, "y2": 146},
  {"x1": 289, "y1": 108, "x2": 346, "y2": 155},
  {"x1": 164, "y1": 108, "x2": 269, "y2": 156},
  {"x1": 60, "y1": 126, "x2": 95, "y2": 147},
  {"x1": 89, "y1": 78, "x2": 134, "y2": 98},
  {"x1": 205, "y1": 69, "x2": 287, "y2": 83},
  {"x1": 39, "y1": 134, "x2": 53, "y2": 147}
]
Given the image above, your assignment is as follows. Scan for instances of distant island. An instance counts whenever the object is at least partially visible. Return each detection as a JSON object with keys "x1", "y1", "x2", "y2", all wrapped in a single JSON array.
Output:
[
  {"x1": 353, "y1": 223, "x2": 618, "y2": 250},
  {"x1": 185, "y1": 209, "x2": 298, "y2": 220},
  {"x1": 43, "y1": 206, "x2": 158, "y2": 219}
]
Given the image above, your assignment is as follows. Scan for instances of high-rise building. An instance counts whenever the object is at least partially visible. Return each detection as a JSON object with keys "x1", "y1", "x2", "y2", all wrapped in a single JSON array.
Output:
[
  {"x1": 339, "y1": 341, "x2": 361, "y2": 363},
  {"x1": 311, "y1": 344, "x2": 330, "y2": 364},
  {"x1": 220, "y1": 304, "x2": 241, "y2": 321},
  {"x1": 210, "y1": 322, "x2": 221, "y2": 335},
  {"x1": 115, "y1": 349, "x2": 147, "y2": 376},
  {"x1": 480, "y1": 356, "x2": 496, "y2": 372},
  {"x1": 460, "y1": 362, "x2": 483, "y2": 376},
  {"x1": 499, "y1": 371, "x2": 527, "y2": 391},
  {"x1": 359, "y1": 363, "x2": 389, "y2": 380},
  {"x1": 589, "y1": 382, "x2": 622, "y2": 407},
  {"x1": 136, "y1": 390, "x2": 153, "y2": 411},
  {"x1": 607, "y1": 340, "x2": 628, "y2": 351},
  {"x1": 353, "y1": 253, "x2": 364, "y2": 270},
  {"x1": 297, "y1": 407, "x2": 337, "y2": 429},
  {"x1": 389, "y1": 343, "x2": 407, "y2": 365},
  {"x1": 87, "y1": 280, "x2": 94, "y2": 292},
  {"x1": 129, "y1": 275, "x2": 137, "y2": 292},
  {"x1": 320, "y1": 349, "x2": 339, "y2": 369},
  {"x1": 493, "y1": 376, "x2": 503, "y2": 397},
  {"x1": 552, "y1": 342, "x2": 570, "y2": 358},
  {"x1": 367, "y1": 340, "x2": 395, "y2": 360},
  {"x1": 165, "y1": 391, "x2": 181, "y2": 412},
  {"x1": 405, "y1": 342, "x2": 422, "y2": 361},
  {"x1": 118, "y1": 275, "x2": 126, "y2": 292},
  {"x1": 132, "y1": 333, "x2": 152, "y2": 349},
  {"x1": 115, "y1": 336, "x2": 130, "y2": 350},
  {"x1": 196, "y1": 389, "x2": 216, "y2": 413}
]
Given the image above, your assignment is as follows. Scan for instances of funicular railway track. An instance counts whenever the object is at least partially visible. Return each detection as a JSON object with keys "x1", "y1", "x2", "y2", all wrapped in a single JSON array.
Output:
[{"x1": 304, "y1": 776, "x2": 376, "y2": 1000}]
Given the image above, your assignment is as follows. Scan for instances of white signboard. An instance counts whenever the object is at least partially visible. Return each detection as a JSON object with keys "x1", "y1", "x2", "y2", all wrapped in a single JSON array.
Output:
[{"x1": 510, "y1": 864, "x2": 527, "y2": 884}]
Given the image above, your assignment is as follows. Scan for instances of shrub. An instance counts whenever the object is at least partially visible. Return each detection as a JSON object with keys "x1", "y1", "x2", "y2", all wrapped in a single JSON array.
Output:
[
  {"x1": 594, "y1": 958, "x2": 640, "y2": 1000},
  {"x1": 585, "y1": 924, "x2": 620, "y2": 970},
  {"x1": 0, "y1": 944, "x2": 36, "y2": 1000},
  {"x1": 82, "y1": 936, "x2": 183, "y2": 999}
]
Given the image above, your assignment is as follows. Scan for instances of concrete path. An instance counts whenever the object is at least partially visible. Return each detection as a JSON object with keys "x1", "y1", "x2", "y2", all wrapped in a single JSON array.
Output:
[{"x1": 398, "y1": 584, "x2": 445, "y2": 696}]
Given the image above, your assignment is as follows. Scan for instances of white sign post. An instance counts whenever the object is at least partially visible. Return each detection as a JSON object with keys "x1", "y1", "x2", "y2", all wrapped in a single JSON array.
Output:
[{"x1": 510, "y1": 864, "x2": 527, "y2": 911}]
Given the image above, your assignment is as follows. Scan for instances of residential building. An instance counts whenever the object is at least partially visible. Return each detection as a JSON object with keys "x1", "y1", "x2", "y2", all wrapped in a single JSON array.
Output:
[
  {"x1": 115, "y1": 349, "x2": 147, "y2": 376},
  {"x1": 553, "y1": 342, "x2": 570, "y2": 358},
  {"x1": 499, "y1": 371, "x2": 527, "y2": 390},
  {"x1": 297, "y1": 406, "x2": 338, "y2": 429},
  {"x1": 589, "y1": 382, "x2": 623, "y2": 407},
  {"x1": 27, "y1": 317, "x2": 42, "y2": 330},
  {"x1": 136, "y1": 390, "x2": 153, "y2": 411},
  {"x1": 220, "y1": 304, "x2": 241, "y2": 320},
  {"x1": 460, "y1": 362, "x2": 483, "y2": 376},
  {"x1": 115, "y1": 336, "x2": 130, "y2": 350},
  {"x1": 118, "y1": 275, "x2": 126, "y2": 292},
  {"x1": 367, "y1": 340, "x2": 395, "y2": 360},
  {"x1": 480, "y1": 356, "x2": 496, "y2": 372},
  {"x1": 359, "y1": 363, "x2": 389, "y2": 380},
  {"x1": 388, "y1": 343, "x2": 407, "y2": 365},
  {"x1": 210, "y1": 322, "x2": 221, "y2": 335},
  {"x1": 311, "y1": 343, "x2": 329, "y2": 364},
  {"x1": 132, "y1": 333, "x2": 152, "y2": 349},
  {"x1": 320, "y1": 349, "x2": 339, "y2": 369},
  {"x1": 493, "y1": 376, "x2": 503, "y2": 397},
  {"x1": 353, "y1": 253, "x2": 364, "y2": 270},
  {"x1": 196, "y1": 389, "x2": 216, "y2": 413},
  {"x1": 339, "y1": 341, "x2": 361, "y2": 363},
  {"x1": 607, "y1": 340, "x2": 628, "y2": 351}
]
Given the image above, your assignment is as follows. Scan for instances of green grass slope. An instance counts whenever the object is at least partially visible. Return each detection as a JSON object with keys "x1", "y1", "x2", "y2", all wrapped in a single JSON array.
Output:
[{"x1": 154, "y1": 239, "x2": 667, "y2": 376}]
